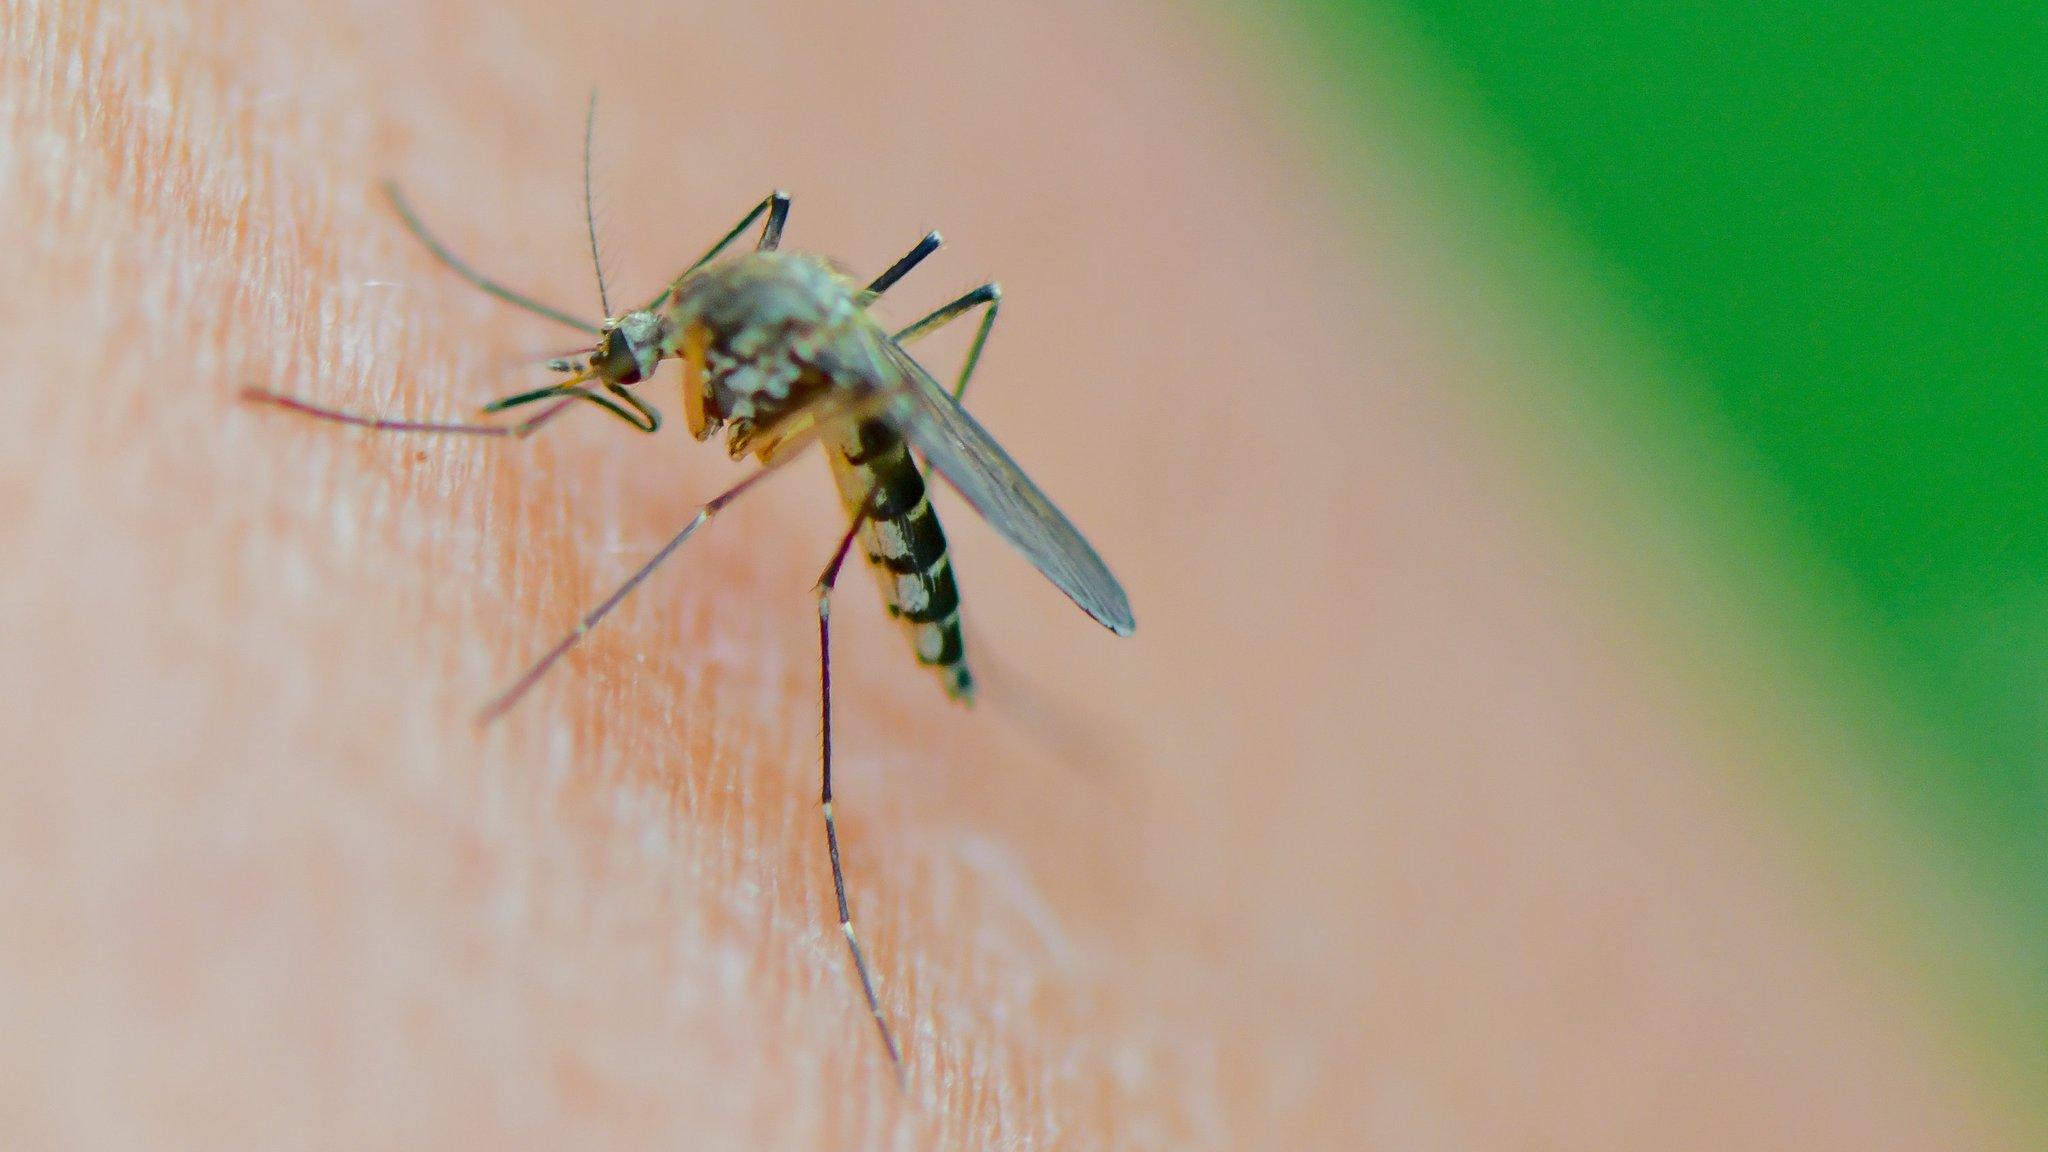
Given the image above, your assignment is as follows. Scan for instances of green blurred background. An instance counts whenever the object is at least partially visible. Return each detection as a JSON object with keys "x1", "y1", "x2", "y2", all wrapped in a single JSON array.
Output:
[{"x1": 1275, "y1": 0, "x2": 2046, "y2": 1113}]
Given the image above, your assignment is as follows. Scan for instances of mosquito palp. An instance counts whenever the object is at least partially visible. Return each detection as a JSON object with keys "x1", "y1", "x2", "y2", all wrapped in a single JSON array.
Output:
[{"x1": 243, "y1": 116, "x2": 1133, "y2": 1086}]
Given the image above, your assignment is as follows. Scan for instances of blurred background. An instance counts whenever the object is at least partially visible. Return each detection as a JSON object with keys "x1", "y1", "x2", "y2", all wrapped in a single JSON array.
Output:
[
  {"x1": 10, "y1": 0, "x2": 2044, "y2": 1144},
  {"x1": 1264, "y1": 0, "x2": 2046, "y2": 1124}
]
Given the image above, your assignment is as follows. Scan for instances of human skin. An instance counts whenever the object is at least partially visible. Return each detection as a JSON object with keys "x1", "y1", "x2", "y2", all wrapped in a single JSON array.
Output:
[{"x1": 0, "y1": 0, "x2": 2017, "y2": 1148}]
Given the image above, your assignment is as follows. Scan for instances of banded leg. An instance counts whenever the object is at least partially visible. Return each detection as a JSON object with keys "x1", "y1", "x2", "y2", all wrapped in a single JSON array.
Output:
[
  {"x1": 474, "y1": 465, "x2": 783, "y2": 722},
  {"x1": 816, "y1": 501, "x2": 907, "y2": 1084}
]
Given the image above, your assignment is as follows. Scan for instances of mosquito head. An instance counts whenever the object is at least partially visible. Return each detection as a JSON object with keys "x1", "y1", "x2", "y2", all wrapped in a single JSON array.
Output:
[{"x1": 588, "y1": 308, "x2": 666, "y2": 386}]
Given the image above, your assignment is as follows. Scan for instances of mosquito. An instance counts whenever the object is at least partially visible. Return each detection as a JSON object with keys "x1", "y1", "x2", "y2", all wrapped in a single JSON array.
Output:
[{"x1": 241, "y1": 112, "x2": 1135, "y2": 1085}]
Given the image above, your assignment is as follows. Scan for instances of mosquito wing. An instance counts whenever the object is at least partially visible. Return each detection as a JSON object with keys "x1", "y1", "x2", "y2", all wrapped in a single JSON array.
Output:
[{"x1": 877, "y1": 337, "x2": 1135, "y2": 636}]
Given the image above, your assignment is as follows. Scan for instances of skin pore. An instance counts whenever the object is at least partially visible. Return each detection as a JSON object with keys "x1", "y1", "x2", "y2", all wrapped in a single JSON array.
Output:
[{"x1": 2, "y1": 0, "x2": 2015, "y2": 1147}]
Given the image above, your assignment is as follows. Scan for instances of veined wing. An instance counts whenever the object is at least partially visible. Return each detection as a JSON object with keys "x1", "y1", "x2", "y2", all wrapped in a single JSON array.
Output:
[{"x1": 876, "y1": 337, "x2": 1135, "y2": 636}]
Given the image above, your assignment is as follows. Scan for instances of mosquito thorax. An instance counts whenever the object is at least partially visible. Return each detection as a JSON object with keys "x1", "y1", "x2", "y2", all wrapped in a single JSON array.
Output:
[{"x1": 662, "y1": 253, "x2": 875, "y2": 453}]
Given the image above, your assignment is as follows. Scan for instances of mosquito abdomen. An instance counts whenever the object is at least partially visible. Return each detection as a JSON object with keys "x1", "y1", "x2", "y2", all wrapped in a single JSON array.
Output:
[{"x1": 828, "y1": 419, "x2": 973, "y2": 703}]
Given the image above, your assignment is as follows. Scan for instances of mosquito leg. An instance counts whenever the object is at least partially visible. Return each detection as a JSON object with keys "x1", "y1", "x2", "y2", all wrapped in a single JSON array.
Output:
[
  {"x1": 815, "y1": 502, "x2": 907, "y2": 1084},
  {"x1": 499, "y1": 385, "x2": 658, "y2": 433},
  {"x1": 599, "y1": 383, "x2": 662, "y2": 432},
  {"x1": 484, "y1": 381, "x2": 663, "y2": 433},
  {"x1": 892, "y1": 283, "x2": 1002, "y2": 403},
  {"x1": 240, "y1": 387, "x2": 582, "y2": 438},
  {"x1": 383, "y1": 182, "x2": 600, "y2": 336},
  {"x1": 865, "y1": 231, "x2": 943, "y2": 297},
  {"x1": 244, "y1": 366, "x2": 665, "y2": 438},
  {"x1": 756, "y1": 192, "x2": 791, "y2": 254},
  {"x1": 857, "y1": 231, "x2": 997, "y2": 400},
  {"x1": 481, "y1": 382, "x2": 585, "y2": 413},
  {"x1": 631, "y1": 192, "x2": 795, "y2": 313},
  {"x1": 688, "y1": 192, "x2": 792, "y2": 272},
  {"x1": 474, "y1": 465, "x2": 783, "y2": 722}
]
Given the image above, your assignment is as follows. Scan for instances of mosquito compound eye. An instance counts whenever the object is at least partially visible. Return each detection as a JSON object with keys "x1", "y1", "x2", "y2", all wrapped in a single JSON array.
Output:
[{"x1": 592, "y1": 332, "x2": 643, "y2": 385}]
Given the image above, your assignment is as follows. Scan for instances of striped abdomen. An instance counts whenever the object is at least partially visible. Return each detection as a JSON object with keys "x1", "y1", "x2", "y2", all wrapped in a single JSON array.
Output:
[{"x1": 827, "y1": 419, "x2": 973, "y2": 702}]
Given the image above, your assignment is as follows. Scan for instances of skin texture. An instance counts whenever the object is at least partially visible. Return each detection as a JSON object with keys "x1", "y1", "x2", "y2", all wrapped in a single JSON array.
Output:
[{"x1": 0, "y1": 0, "x2": 2019, "y2": 1148}]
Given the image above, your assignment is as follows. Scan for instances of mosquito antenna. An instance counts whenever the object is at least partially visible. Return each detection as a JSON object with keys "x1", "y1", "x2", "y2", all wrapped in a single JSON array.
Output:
[{"x1": 583, "y1": 89, "x2": 612, "y2": 317}]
